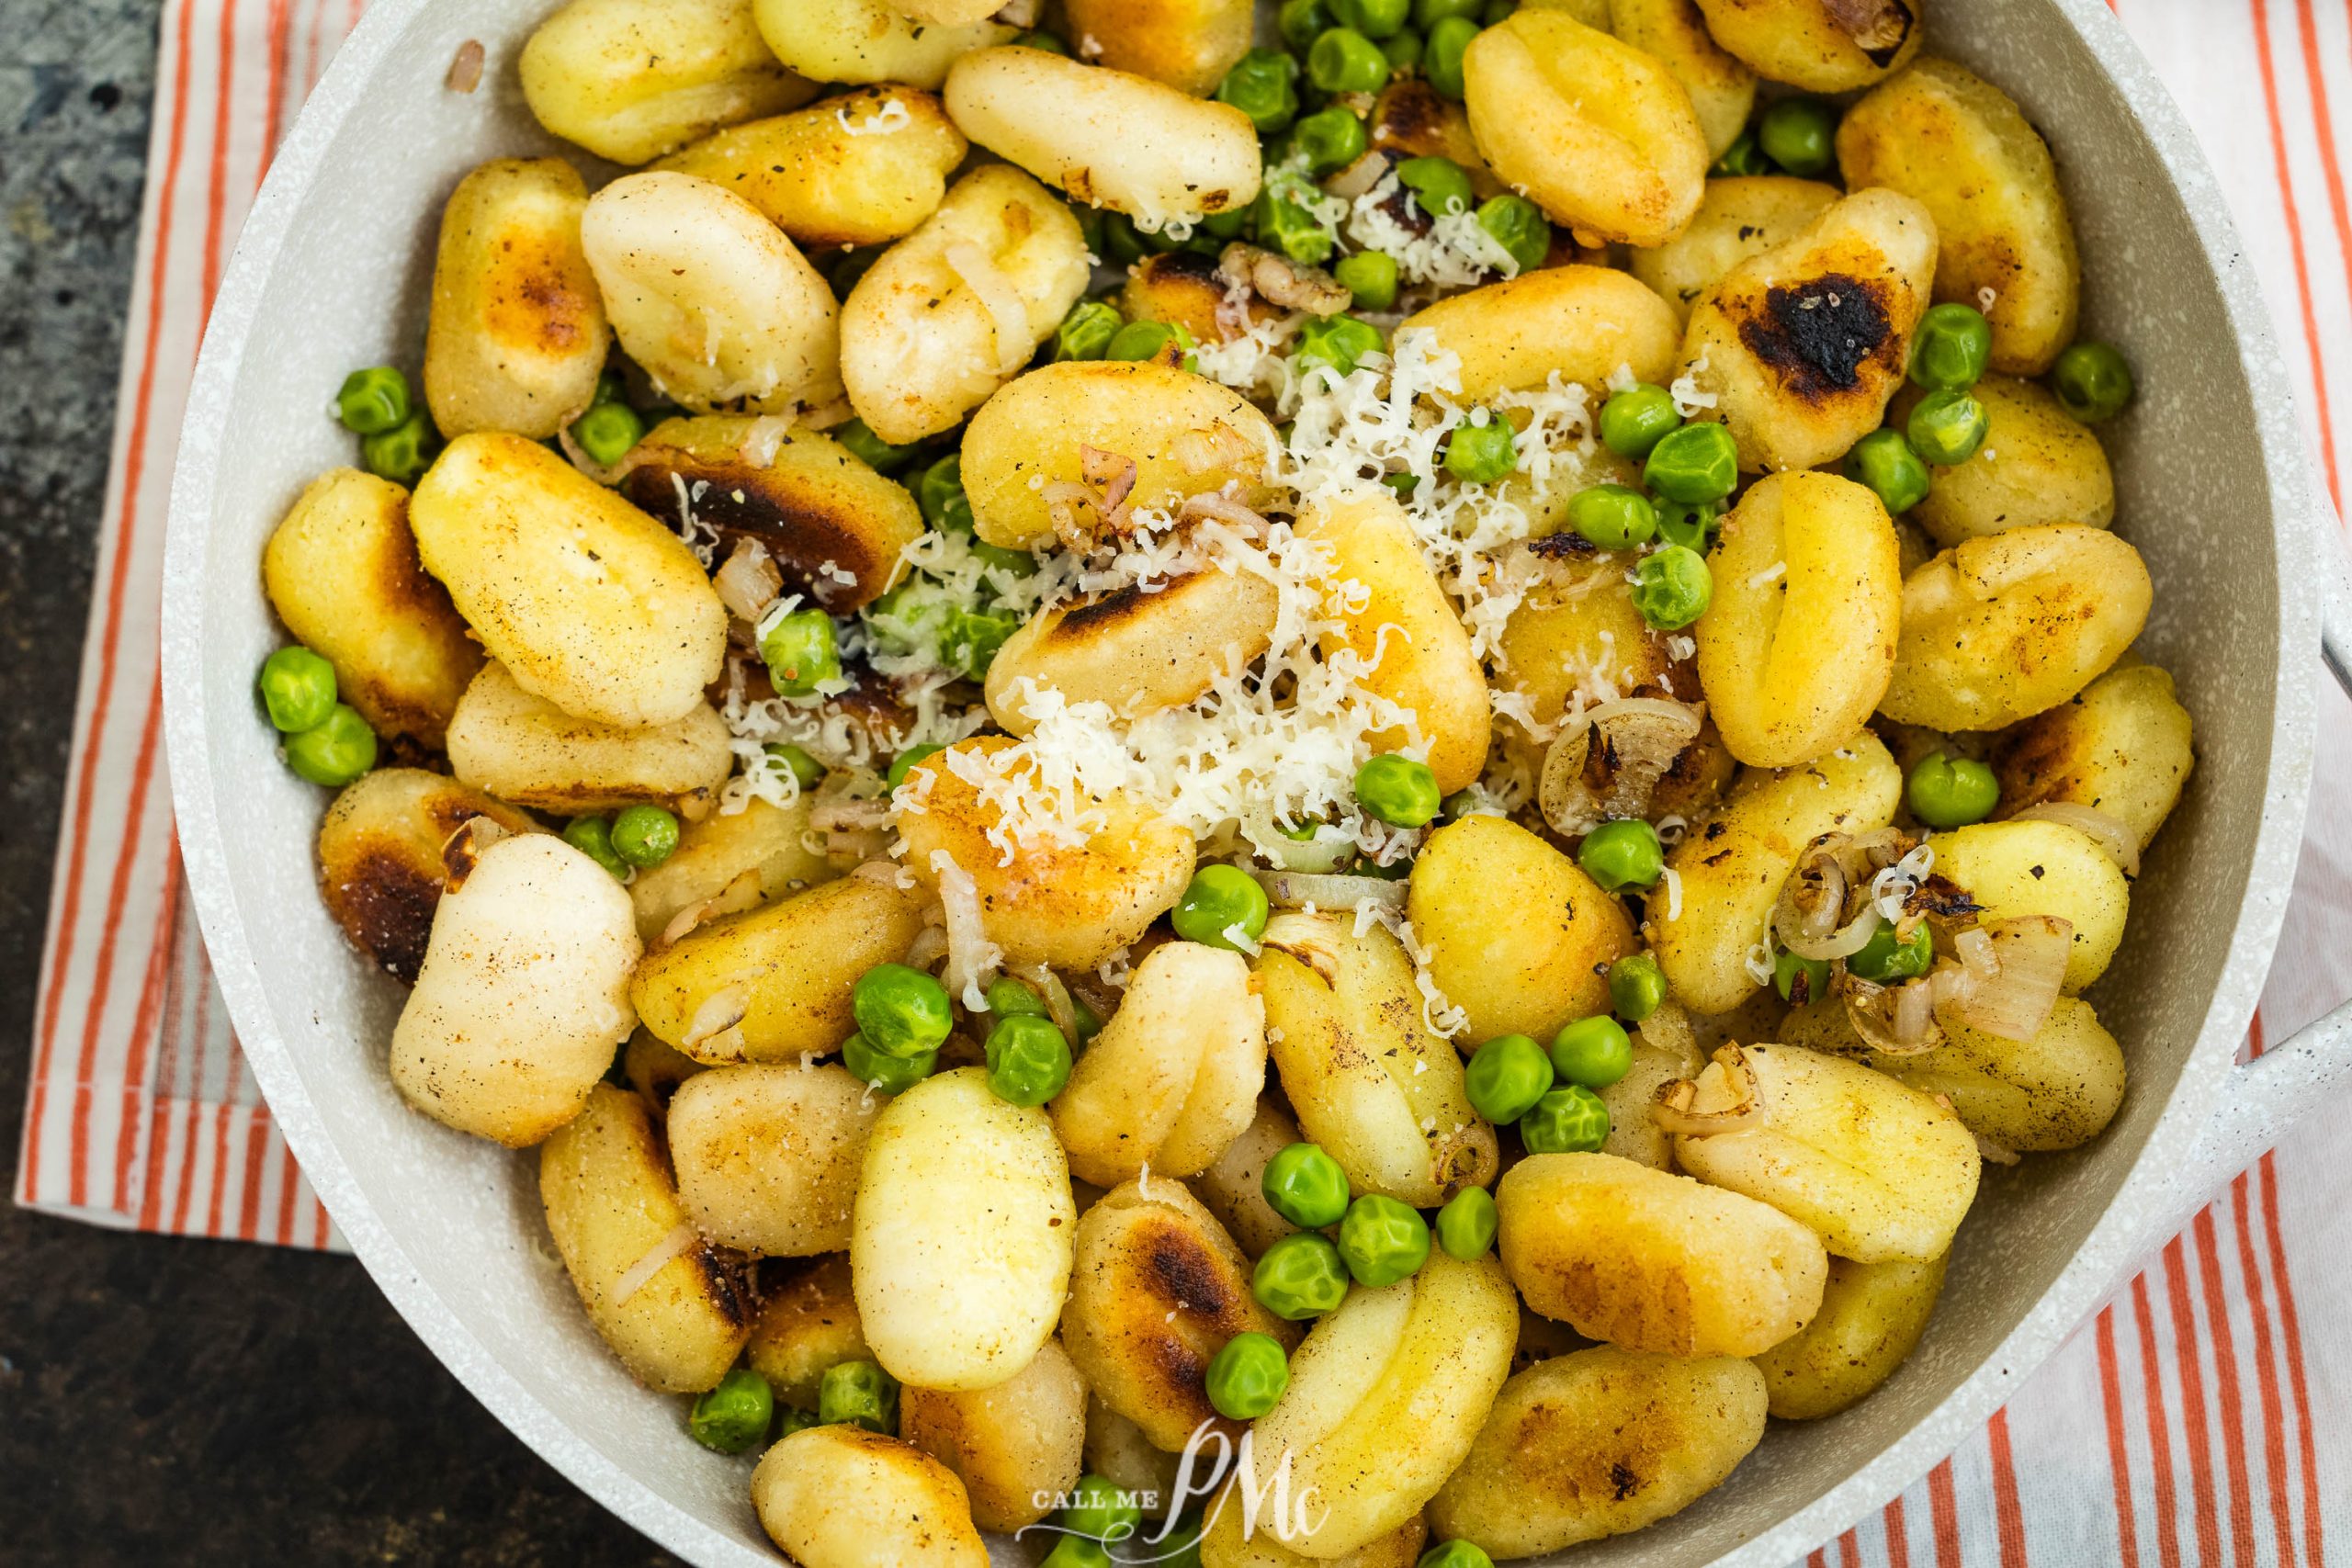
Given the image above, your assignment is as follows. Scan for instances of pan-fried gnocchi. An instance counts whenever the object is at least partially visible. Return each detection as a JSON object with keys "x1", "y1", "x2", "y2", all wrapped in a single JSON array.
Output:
[
  {"x1": 581, "y1": 171, "x2": 842, "y2": 415},
  {"x1": 853, "y1": 1068, "x2": 1077, "y2": 1391},
  {"x1": 1694, "y1": 471, "x2": 1903, "y2": 768},
  {"x1": 411, "y1": 433, "x2": 726, "y2": 728},
  {"x1": 519, "y1": 0, "x2": 815, "y2": 165},
  {"x1": 943, "y1": 47, "x2": 1262, "y2": 229},
  {"x1": 1463, "y1": 10, "x2": 1709, "y2": 246},
  {"x1": 1063, "y1": 1178, "x2": 1293, "y2": 1450},
  {"x1": 840, "y1": 165, "x2": 1091, "y2": 446},
  {"x1": 1840, "y1": 57, "x2": 2082, "y2": 375},
  {"x1": 654, "y1": 89, "x2": 967, "y2": 250},
  {"x1": 268, "y1": 11, "x2": 2188, "y2": 1554},
  {"x1": 1680, "y1": 187, "x2": 1939, "y2": 473},
  {"x1": 1427, "y1": 1347, "x2": 1768, "y2": 1552},
  {"x1": 423, "y1": 159, "x2": 607, "y2": 441},
  {"x1": 1255, "y1": 912, "x2": 1497, "y2": 1207},
  {"x1": 1050, "y1": 941, "x2": 1266, "y2": 1186}
]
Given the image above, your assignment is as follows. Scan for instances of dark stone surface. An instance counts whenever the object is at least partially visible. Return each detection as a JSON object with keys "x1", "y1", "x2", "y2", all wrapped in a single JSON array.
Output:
[{"x1": 0, "y1": 4, "x2": 675, "y2": 1562}]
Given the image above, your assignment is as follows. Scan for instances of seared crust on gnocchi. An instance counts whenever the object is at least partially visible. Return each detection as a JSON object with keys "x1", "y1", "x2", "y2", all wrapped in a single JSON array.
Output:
[{"x1": 316, "y1": 767, "x2": 537, "y2": 984}]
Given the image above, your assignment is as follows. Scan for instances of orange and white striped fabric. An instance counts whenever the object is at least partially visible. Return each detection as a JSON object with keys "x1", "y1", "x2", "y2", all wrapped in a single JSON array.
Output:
[{"x1": 12, "y1": 1, "x2": 2350, "y2": 1562}]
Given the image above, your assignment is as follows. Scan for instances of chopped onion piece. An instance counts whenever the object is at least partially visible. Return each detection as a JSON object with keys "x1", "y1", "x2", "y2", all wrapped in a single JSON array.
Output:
[
  {"x1": 1538, "y1": 697, "x2": 1703, "y2": 836},
  {"x1": 1842, "y1": 974, "x2": 1944, "y2": 1055},
  {"x1": 2013, "y1": 802, "x2": 2142, "y2": 877},
  {"x1": 684, "y1": 987, "x2": 748, "y2": 1049},
  {"x1": 1253, "y1": 869, "x2": 1408, "y2": 911},
  {"x1": 610, "y1": 1223, "x2": 699, "y2": 1307},
  {"x1": 1941, "y1": 915, "x2": 2072, "y2": 1043},
  {"x1": 1652, "y1": 1046, "x2": 1769, "y2": 1137},
  {"x1": 715, "y1": 538, "x2": 784, "y2": 624},
  {"x1": 944, "y1": 241, "x2": 1035, "y2": 376}
]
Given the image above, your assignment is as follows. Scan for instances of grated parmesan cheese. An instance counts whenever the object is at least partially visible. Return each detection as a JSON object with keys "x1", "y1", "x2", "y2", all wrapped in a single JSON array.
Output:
[{"x1": 1668, "y1": 354, "x2": 1717, "y2": 417}]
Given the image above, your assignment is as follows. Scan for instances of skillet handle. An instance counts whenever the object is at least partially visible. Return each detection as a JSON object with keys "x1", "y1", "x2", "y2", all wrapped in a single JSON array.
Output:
[{"x1": 2135, "y1": 550, "x2": 2352, "y2": 1247}]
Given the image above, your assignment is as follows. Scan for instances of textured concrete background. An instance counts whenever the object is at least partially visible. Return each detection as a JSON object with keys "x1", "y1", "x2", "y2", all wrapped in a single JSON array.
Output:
[{"x1": 0, "y1": 2, "x2": 677, "y2": 1561}]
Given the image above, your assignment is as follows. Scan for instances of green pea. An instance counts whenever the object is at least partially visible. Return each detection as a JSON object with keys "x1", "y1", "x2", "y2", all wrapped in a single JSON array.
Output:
[
  {"x1": 1040, "y1": 1539, "x2": 1113, "y2": 1568},
  {"x1": 571, "y1": 400, "x2": 644, "y2": 467},
  {"x1": 1354, "y1": 752, "x2": 1442, "y2": 827},
  {"x1": 1071, "y1": 993, "x2": 1104, "y2": 1044},
  {"x1": 1309, "y1": 26, "x2": 1393, "y2": 92},
  {"x1": 1418, "y1": 1540, "x2": 1497, "y2": 1568},
  {"x1": 1577, "y1": 818, "x2": 1663, "y2": 893},
  {"x1": 853, "y1": 962, "x2": 954, "y2": 1058},
  {"x1": 1567, "y1": 483, "x2": 1657, "y2": 550},
  {"x1": 774, "y1": 1406, "x2": 821, "y2": 1440},
  {"x1": 1257, "y1": 191, "x2": 1338, "y2": 267},
  {"x1": 1253, "y1": 1231, "x2": 1352, "y2": 1319},
  {"x1": 1415, "y1": 0, "x2": 1483, "y2": 24},
  {"x1": 834, "y1": 416, "x2": 916, "y2": 472},
  {"x1": 760, "y1": 608, "x2": 842, "y2": 696},
  {"x1": 1655, "y1": 497, "x2": 1723, "y2": 552},
  {"x1": 1907, "y1": 750, "x2": 1999, "y2": 828},
  {"x1": 1519, "y1": 1084, "x2": 1610, "y2": 1153},
  {"x1": 1843, "y1": 427, "x2": 1933, "y2": 514},
  {"x1": 1261, "y1": 1141, "x2": 1352, "y2": 1228},
  {"x1": 986, "y1": 1013, "x2": 1073, "y2": 1107},
  {"x1": 1907, "y1": 388, "x2": 1989, "y2": 466},
  {"x1": 1549, "y1": 1015, "x2": 1633, "y2": 1089},
  {"x1": 1063, "y1": 1474, "x2": 1143, "y2": 1543},
  {"x1": 886, "y1": 742, "x2": 945, "y2": 792},
  {"x1": 818, "y1": 1359, "x2": 897, "y2": 1434},
  {"x1": 1599, "y1": 383, "x2": 1680, "y2": 458},
  {"x1": 1383, "y1": 28, "x2": 1423, "y2": 70},
  {"x1": 1296, "y1": 312, "x2": 1385, "y2": 377},
  {"x1": 1608, "y1": 953, "x2": 1668, "y2": 1022},
  {"x1": 335, "y1": 367, "x2": 412, "y2": 434},
  {"x1": 842, "y1": 1032, "x2": 936, "y2": 1094},
  {"x1": 1396, "y1": 155, "x2": 1474, "y2": 219},
  {"x1": 609, "y1": 804, "x2": 680, "y2": 869},
  {"x1": 1849, "y1": 919, "x2": 1935, "y2": 983},
  {"x1": 985, "y1": 975, "x2": 1052, "y2": 1021},
  {"x1": 562, "y1": 817, "x2": 629, "y2": 879},
  {"x1": 1643, "y1": 421, "x2": 1739, "y2": 503},
  {"x1": 1710, "y1": 129, "x2": 1771, "y2": 177},
  {"x1": 1338, "y1": 1194, "x2": 1430, "y2": 1285},
  {"x1": 1383, "y1": 471, "x2": 1421, "y2": 502},
  {"x1": 1476, "y1": 195, "x2": 1551, "y2": 277},
  {"x1": 360, "y1": 413, "x2": 436, "y2": 486},
  {"x1": 944, "y1": 604, "x2": 1023, "y2": 679},
  {"x1": 2052, "y1": 340, "x2": 2135, "y2": 423},
  {"x1": 1630, "y1": 543, "x2": 1713, "y2": 630},
  {"x1": 1280, "y1": 0, "x2": 1336, "y2": 52},
  {"x1": 1217, "y1": 48, "x2": 1301, "y2": 134},
  {"x1": 766, "y1": 742, "x2": 824, "y2": 790},
  {"x1": 1172, "y1": 864, "x2": 1272, "y2": 951},
  {"x1": 687, "y1": 1367, "x2": 775, "y2": 1453},
  {"x1": 1910, "y1": 302, "x2": 1994, "y2": 391},
  {"x1": 258, "y1": 646, "x2": 337, "y2": 733},
  {"x1": 1773, "y1": 948, "x2": 1831, "y2": 1005},
  {"x1": 1013, "y1": 28, "x2": 1069, "y2": 53},
  {"x1": 1339, "y1": 0, "x2": 1411, "y2": 39},
  {"x1": 1434, "y1": 1186, "x2": 1498, "y2": 1259},
  {"x1": 1054, "y1": 299, "x2": 1124, "y2": 363},
  {"x1": 1206, "y1": 1331, "x2": 1292, "y2": 1419},
  {"x1": 1335, "y1": 250, "x2": 1400, "y2": 311},
  {"x1": 916, "y1": 453, "x2": 970, "y2": 532},
  {"x1": 1481, "y1": 0, "x2": 1514, "y2": 22},
  {"x1": 1201, "y1": 206, "x2": 1252, "y2": 242},
  {"x1": 1106, "y1": 318, "x2": 1196, "y2": 365},
  {"x1": 1464, "y1": 1033, "x2": 1555, "y2": 1123},
  {"x1": 1757, "y1": 96, "x2": 1840, "y2": 177},
  {"x1": 1424, "y1": 16, "x2": 1476, "y2": 98},
  {"x1": 282, "y1": 704, "x2": 376, "y2": 786},
  {"x1": 1294, "y1": 107, "x2": 1369, "y2": 180},
  {"x1": 1443, "y1": 415, "x2": 1517, "y2": 482}
]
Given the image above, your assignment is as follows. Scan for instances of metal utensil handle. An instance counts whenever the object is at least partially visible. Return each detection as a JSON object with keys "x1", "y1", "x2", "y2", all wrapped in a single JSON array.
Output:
[{"x1": 2140, "y1": 532, "x2": 2352, "y2": 1246}]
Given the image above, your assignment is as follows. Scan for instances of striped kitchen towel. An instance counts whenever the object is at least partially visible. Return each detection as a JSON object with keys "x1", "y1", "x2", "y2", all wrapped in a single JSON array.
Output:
[{"x1": 13, "y1": 0, "x2": 2352, "y2": 1562}]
